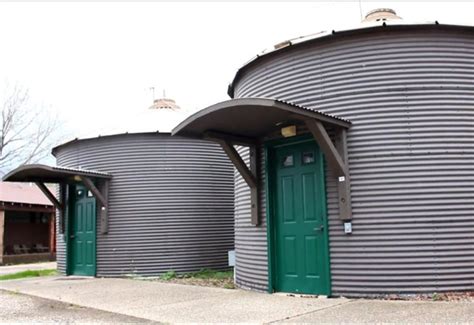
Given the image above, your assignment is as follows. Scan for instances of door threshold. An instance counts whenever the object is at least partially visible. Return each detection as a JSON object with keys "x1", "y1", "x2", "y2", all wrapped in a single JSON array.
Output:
[
  {"x1": 273, "y1": 292, "x2": 327, "y2": 299},
  {"x1": 54, "y1": 276, "x2": 94, "y2": 281}
]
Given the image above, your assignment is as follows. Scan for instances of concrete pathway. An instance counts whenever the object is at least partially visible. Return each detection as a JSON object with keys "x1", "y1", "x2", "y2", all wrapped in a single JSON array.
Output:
[
  {"x1": 0, "y1": 261, "x2": 56, "y2": 276},
  {"x1": 0, "y1": 276, "x2": 473, "y2": 323},
  {"x1": 0, "y1": 290, "x2": 153, "y2": 323}
]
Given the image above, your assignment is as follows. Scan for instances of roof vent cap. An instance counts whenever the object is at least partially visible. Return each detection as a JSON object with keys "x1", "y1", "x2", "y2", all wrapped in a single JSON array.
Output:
[
  {"x1": 149, "y1": 98, "x2": 181, "y2": 111},
  {"x1": 362, "y1": 8, "x2": 402, "y2": 23}
]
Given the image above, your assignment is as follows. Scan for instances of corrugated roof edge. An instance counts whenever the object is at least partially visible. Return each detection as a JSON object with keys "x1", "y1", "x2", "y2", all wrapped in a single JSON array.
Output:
[
  {"x1": 2, "y1": 164, "x2": 112, "y2": 183},
  {"x1": 227, "y1": 22, "x2": 474, "y2": 98},
  {"x1": 52, "y1": 165, "x2": 112, "y2": 177},
  {"x1": 51, "y1": 131, "x2": 172, "y2": 157},
  {"x1": 273, "y1": 98, "x2": 351, "y2": 124}
]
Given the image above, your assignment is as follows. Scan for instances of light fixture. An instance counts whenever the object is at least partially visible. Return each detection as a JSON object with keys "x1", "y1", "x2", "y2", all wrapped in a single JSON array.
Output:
[{"x1": 281, "y1": 125, "x2": 297, "y2": 138}]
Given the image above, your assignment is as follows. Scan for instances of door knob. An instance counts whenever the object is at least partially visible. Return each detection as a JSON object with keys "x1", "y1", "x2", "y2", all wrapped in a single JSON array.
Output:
[{"x1": 314, "y1": 225, "x2": 324, "y2": 232}]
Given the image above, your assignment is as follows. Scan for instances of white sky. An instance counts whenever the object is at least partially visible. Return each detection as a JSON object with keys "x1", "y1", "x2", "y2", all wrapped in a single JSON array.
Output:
[{"x1": 1, "y1": 1, "x2": 473, "y2": 143}]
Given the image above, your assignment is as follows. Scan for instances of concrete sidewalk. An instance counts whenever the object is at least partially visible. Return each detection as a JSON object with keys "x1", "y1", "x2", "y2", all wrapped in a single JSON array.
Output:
[
  {"x1": 0, "y1": 261, "x2": 56, "y2": 276},
  {"x1": 0, "y1": 276, "x2": 473, "y2": 323}
]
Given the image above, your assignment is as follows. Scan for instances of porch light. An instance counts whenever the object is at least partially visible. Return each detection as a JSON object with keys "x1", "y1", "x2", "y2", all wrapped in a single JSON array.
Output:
[{"x1": 281, "y1": 125, "x2": 296, "y2": 137}]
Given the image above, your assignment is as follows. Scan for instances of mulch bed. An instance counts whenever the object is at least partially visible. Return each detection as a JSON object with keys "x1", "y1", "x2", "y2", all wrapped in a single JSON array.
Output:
[
  {"x1": 155, "y1": 277, "x2": 235, "y2": 289},
  {"x1": 379, "y1": 292, "x2": 474, "y2": 302}
]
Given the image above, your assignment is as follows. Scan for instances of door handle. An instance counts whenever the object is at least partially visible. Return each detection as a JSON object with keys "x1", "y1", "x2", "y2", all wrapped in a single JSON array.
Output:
[
  {"x1": 314, "y1": 225, "x2": 324, "y2": 232},
  {"x1": 70, "y1": 235, "x2": 75, "y2": 239}
]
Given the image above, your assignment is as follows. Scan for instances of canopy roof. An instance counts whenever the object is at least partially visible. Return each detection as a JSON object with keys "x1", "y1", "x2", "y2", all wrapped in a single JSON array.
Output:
[
  {"x1": 0, "y1": 182, "x2": 54, "y2": 206},
  {"x1": 172, "y1": 98, "x2": 350, "y2": 142},
  {"x1": 3, "y1": 164, "x2": 112, "y2": 184}
]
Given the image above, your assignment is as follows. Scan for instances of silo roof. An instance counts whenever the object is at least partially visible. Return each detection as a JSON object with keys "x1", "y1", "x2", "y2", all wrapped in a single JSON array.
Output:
[{"x1": 228, "y1": 21, "x2": 474, "y2": 97}]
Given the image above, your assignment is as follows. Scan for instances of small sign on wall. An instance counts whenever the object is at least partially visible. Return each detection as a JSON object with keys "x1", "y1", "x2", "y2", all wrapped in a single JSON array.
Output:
[
  {"x1": 344, "y1": 222, "x2": 352, "y2": 234},
  {"x1": 228, "y1": 250, "x2": 235, "y2": 266}
]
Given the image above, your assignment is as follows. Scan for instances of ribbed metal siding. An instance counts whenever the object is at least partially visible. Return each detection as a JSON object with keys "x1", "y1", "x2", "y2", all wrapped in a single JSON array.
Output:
[
  {"x1": 234, "y1": 146, "x2": 268, "y2": 291},
  {"x1": 55, "y1": 133, "x2": 234, "y2": 276},
  {"x1": 233, "y1": 28, "x2": 474, "y2": 296}
]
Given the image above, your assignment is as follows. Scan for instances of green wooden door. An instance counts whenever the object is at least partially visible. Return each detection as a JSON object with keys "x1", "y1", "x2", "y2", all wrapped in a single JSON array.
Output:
[
  {"x1": 272, "y1": 140, "x2": 330, "y2": 295},
  {"x1": 69, "y1": 184, "x2": 96, "y2": 276}
]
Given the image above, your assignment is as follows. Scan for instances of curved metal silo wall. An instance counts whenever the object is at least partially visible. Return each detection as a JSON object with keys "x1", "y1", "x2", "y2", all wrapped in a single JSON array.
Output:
[
  {"x1": 234, "y1": 146, "x2": 269, "y2": 292},
  {"x1": 55, "y1": 133, "x2": 234, "y2": 276},
  {"x1": 233, "y1": 26, "x2": 474, "y2": 296}
]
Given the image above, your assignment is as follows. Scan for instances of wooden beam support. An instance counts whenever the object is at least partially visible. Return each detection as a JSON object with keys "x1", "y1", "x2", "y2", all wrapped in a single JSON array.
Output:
[
  {"x1": 204, "y1": 130, "x2": 257, "y2": 146},
  {"x1": 35, "y1": 182, "x2": 63, "y2": 211},
  {"x1": 249, "y1": 146, "x2": 260, "y2": 225},
  {"x1": 80, "y1": 176, "x2": 110, "y2": 234},
  {"x1": 305, "y1": 120, "x2": 347, "y2": 178},
  {"x1": 335, "y1": 128, "x2": 352, "y2": 221},
  {"x1": 80, "y1": 177, "x2": 108, "y2": 209},
  {"x1": 209, "y1": 136, "x2": 260, "y2": 226},
  {"x1": 98, "y1": 180, "x2": 110, "y2": 234},
  {"x1": 305, "y1": 120, "x2": 352, "y2": 221},
  {"x1": 59, "y1": 183, "x2": 67, "y2": 234},
  {"x1": 217, "y1": 140, "x2": 258, "y2": 189}
]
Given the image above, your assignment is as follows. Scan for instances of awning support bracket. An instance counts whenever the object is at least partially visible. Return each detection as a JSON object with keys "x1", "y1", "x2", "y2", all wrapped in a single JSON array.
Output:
[
  {"x1": 35, "y1": 182, "x2": 64, "y2": 213},
  {"x1": 206, "y1": 134, "x2": 260, "y2": 226},
  {"x1": 80, "y1": 176, "x2": 110, "y2": 234},
  {"x1": 305, "y1": 119, "x2": 352, "y2": 221}
]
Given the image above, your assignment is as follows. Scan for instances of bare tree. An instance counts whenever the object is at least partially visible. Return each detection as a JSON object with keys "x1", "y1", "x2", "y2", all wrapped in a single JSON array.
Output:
[{"x1": 0, "y1": 82, "x2": 62, "y2": 175}]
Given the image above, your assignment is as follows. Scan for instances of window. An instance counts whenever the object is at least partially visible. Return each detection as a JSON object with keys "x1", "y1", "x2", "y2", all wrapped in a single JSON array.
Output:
[
  {"x1": 282, "y1": 154, "x2": 294, "y2": 167},
  {"x1": 302, "y1": 152, "x2": 315, "y2": 164}
]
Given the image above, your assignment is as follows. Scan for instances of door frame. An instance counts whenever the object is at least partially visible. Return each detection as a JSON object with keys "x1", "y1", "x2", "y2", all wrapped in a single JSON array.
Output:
[
  {"x1": 66, "y1": 183, "x2": 97, "y2": 276},
  {"x1": 264, "y1": 134, "x2": 331, "y2": 295}
]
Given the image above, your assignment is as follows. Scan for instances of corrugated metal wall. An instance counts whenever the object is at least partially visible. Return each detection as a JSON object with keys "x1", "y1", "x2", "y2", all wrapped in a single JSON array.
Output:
[
  {"x1": 234, "y1": 146, "x2": 268, "y2": 292},
  {"x1": 55, "y1": 133, "x2": 234, "y2": 276},
  {"x1": 233, "y1": 27, "x2": 474, "y2": 296}
]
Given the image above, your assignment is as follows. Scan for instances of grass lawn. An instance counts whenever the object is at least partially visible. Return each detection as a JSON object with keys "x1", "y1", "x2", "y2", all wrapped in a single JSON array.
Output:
[
  {"x1": 0, "y1": 269, "x2": 57, "y2": 281},
  {"x1": 157, "y1": 268, "x2": 235, "y2": 289}
]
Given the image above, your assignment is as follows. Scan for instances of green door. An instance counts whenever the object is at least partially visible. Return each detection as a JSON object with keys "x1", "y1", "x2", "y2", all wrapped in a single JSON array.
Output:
[
  {"x1": 271, "y1": 139, "x2": 330, "y2": 295},
  {"x1": 68, "y1": 184, "x2": 96, "y2": 276}
]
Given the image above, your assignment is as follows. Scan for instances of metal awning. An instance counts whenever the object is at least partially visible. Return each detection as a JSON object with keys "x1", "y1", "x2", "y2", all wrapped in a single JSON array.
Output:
[
  {"x1": 172, "y1": 98, "x2": 351, "y2": 141},
  {"x1": 3, "y1": 164, "x2": 112, "y2": 234},
  {"x1": 3, "y1": 164, "x2": 112, "y2": 183},
  {"x1": 172, "y1": 97, "x2": 353, "y2": 224}
]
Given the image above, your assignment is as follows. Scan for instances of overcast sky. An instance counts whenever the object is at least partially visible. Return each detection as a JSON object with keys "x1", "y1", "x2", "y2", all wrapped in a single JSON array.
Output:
[{"x1": 1, "y1": 1, "x2": 473, "y2": 144}]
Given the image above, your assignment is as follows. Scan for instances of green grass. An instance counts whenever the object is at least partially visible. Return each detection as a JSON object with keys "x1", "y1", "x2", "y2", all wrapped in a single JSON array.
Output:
[
  {"x1": 184, "y1": 269, "x2": 233, "y2": 280},
  {"x1": 0, "y1": 269, "x2": 57, "y2": 281},
  {"x1": 160, "y1": 270, "x2": 177, "y2": 280}
]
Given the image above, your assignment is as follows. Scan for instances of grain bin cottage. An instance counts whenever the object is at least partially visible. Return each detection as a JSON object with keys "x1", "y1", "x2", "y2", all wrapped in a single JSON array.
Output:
[
  {"x1": 4, "y1": 98, "x2": 234, "y2": 277},
  {"x1": 172, "y1": 9, "x2": 474, "y2": 297}
]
